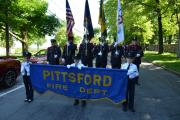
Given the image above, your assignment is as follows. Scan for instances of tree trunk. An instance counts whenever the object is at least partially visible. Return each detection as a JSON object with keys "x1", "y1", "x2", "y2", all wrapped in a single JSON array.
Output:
[
  {"x1": 177, "y1": 14, "x2": 180, "y2": 58},
  {"x1": 21, "y1": 30, "x2": 28, "y2": 53},
  {"x1": 5, "y1": 11, "x2": 10, "y2": 56},
  {"x1": 168, "y1": 35, "x2": 172, "y2": 44},
  {"x1": 156, "y1": 0, "x2": 164, "y2": 54}
]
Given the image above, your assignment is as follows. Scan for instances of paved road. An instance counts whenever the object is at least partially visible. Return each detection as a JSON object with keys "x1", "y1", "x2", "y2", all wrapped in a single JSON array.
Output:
[{"x1": 0, "y1": 62, "x2": 180, "y2": 120}]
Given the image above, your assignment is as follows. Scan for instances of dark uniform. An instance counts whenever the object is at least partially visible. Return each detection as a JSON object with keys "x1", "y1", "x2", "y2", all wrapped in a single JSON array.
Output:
[
  {"x1": 127, "y1": 44, "x2": 143, "y2": 70},
  {"x1": 94, "y1": 43, "x2": 109, "y2": 68},
  {"x1": 110, "y1": 43, "x2": 124, "y2": 69},
  {"x1": 78, "y1": 42, "x2": 94, "y2": 67},
  {"x1": 62, "y1": 41, "x2": 77, "y2": 65},
  {"x1": 127, "y1": 39, "x2": 143, "y2": 84},
  {"x1": 47, "y1": 45, "x2": 61, "y2": 65}
]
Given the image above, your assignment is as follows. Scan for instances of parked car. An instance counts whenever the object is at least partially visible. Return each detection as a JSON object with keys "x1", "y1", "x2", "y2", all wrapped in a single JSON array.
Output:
[
  {"x1": 30, "y1": 49, "x2": 48, "y2": 64},
  {"x1": 0, "y1": 56, "x2": 21, "y2": 87},
  {"x1": 30, "y1": 49, "x2": 64, "y2": 64}
]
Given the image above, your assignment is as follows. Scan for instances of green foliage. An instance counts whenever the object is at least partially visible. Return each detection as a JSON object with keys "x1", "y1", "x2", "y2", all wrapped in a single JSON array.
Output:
[
  {"x1": 0, "y1": 0, "x2": 60, "y2": 52},
  {"x1": 105, "y1": 0, "x2": 179, "y2": 45},
  {"x1": 144, "y1": 51, "x2": 180, "y2": 73},
  {"x1": 55, "y1": 26, "x2": 81, "y2": 48}
]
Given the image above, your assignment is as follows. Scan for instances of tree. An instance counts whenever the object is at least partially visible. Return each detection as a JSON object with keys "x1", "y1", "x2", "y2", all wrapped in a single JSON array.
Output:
[
  {"x1": 0, "y1": 0, "x2": 60, "y2": 55},
  {"x1": 55, "y1": 26, "x2": 81, "y2": 48},
  {"x1": 105, "y1": 0, "x2": 154, "y2": 44},
  {"x1": 0, "y1": 0, "x2": 17, "y2": 56},
  {"x1": 169, "y1": 0, "x2": 180, "y2": 58},
  {"x1": 105, "y1": 0, "x2": 179, "y2": 54},
  {"x1": 12, "y1": 0, "x2": 60, "y2": 53}
]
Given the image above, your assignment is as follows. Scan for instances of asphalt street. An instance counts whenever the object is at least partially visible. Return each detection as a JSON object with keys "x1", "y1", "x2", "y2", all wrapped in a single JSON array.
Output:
[{"x1": 0, "y1": 62, "x2": 180, "y2": 120}]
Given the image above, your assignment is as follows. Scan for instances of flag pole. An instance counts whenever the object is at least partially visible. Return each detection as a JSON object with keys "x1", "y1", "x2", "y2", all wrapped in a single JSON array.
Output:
[{"x1": 85, "y1": 20, "x2": 88, "y2": 56}]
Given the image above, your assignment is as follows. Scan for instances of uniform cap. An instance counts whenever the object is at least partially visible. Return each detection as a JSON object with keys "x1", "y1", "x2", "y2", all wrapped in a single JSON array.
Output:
[
  {"x1": 23, "y1": 51, "x2": 32, "y2": 57},
  {"x1": 51, "y1": 39, "x2": 56, "y2": 43},
  {"x1": 132, "y1": 36, "x2": 137, "y2": 41}
]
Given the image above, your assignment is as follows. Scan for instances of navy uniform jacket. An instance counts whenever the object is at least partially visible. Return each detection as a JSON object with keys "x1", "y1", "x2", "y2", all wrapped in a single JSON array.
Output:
[
  {"x1": 110, "y1": 44, "x2": 124, "y2": 69},
  {"x1": 47, "y1": 45, "x2": 61, "y2": 65},
  {"x1": 94, "y1": 43, "x2": 109, "y2": 68},
  {"x1": 62, "y1": 43, "x2": 77, "y2": 65},
  {"x1": 78, "y1": 42, "x2": 94, "y2": 67},
  {"x1": 127, "y1": 44, "x2": 143, "y2": 65}
]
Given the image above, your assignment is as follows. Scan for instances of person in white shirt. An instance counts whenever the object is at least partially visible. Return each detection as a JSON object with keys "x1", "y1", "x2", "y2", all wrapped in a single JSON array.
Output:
[
  {"x1": 121, "y1": 52, "x2": 139, "y2": 112},
  {"x1": 21, "y1": 52, "x2": 34, "y2": 103},
  {"x1": 67, "y1": 55, "x2": 87, "y2": 107}
]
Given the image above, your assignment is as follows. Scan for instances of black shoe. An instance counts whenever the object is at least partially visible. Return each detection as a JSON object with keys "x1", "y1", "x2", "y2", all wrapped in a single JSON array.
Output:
[
  {"x1": 122, "y1": 107, "x2": 127, "y2": 112},
  {"x1": 24, "y1": 99, "x2": 28, "y2": 102},
  {"x1": 81, "y1": 100, "x2": 86, "y2": 107},
  {"x1": 129, "y1": 108, "x2": 135, "y2": 112},
  {"x1": 73, "y1": 100, "x2": 79, "y2": 106},
  {"x1": 136, "y1": 82, "x2": 140, "y2": 86}
]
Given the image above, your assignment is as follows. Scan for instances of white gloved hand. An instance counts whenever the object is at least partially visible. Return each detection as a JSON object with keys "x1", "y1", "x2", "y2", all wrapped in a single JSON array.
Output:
[
  {"x1": 54, "y1": 54, "x2": 58, "y2": 58},
  {"x1": 114, "y1": 42, "x2": 117, "y2": 47},
  {"x1": 100, "y1": 42, "x2": 104, "y2": 46},
  {"x1": 67, "y1": 65, "x2": 71, "y2": 69},
  {"x1": 77, "y1": 66, "x2": 82, "y2": 70},
  {"x1": 98, "y1": 51, "x2": 102, "y2": 56},
  {"x1": 66, "y1": 42, "x2": 70, "y2": 46},
  {"x1": 61, "y1": 58, "x2": 65, "y2": 63},
  {"x1": 115, "y1": 51, "x2": 119, "y2": 55},
  {"x1": 136, "y1": 54, "x2": 140, "y2": 57}
]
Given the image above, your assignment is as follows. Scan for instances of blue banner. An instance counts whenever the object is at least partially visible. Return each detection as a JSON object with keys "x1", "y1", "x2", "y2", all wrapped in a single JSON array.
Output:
[{"x1": 30, "y1": 64, "x2": 128, "y2": 103}]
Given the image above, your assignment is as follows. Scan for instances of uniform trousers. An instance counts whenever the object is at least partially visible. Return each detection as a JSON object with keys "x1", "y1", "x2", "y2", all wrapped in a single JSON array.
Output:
[
  {"x1": 123, "y1": 78, "x2": 136, "y2": 109},
  {"x1": 23, "y1": 75, "x2": 34, "y2": 100}
]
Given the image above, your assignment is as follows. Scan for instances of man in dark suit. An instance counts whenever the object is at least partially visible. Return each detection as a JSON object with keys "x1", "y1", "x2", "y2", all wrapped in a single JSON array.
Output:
[
  {"x1": 62, "y1": 36, "x2": 77, "y2": 65},
  {"x1": 127, "y1": 37, "x2": 143, "y2": 85},
  {"x1": 94, "y1": 37, "x2": 109, "y2": 68},
  {"x1": 78, "y1": 35, "x2": 94, "y2": 67},
  {"x1": 47, "y1": 39, "x2": 61, "y2": 65},
  {"x1": 110, "y1": 37, "x2": 124, "y2": 69}
]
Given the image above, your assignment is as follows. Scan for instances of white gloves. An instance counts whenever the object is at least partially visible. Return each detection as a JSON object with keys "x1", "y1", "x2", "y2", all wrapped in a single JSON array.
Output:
[
  {"x1": 66, "y1": 42, "x2": 70, "y2": 46},
  {"x1": 115, "y1": 51, "x2": 119, "y2": 55},
  {"x1": 100, "y1": 42, "x2": 104, "y2": 46},
  {"x1": 77, "y1": 66, "x2": 82, "y2": 70},
  {"x1": 67, "y1": 65, "x2": 71, "y2": 69},
  {"x1": 61, "y1": 58, "x2": 65, "y2": 63},
  {"x1": 136, "y1": 54, "x2": 140, "y2": 57},
  {"x1": 54, "y1": 54, "x2": 58, "y2": 58},
  {"x1": 98, "y1": 51, "x2": 102, "y2": 56},
  {"x1": 114, "y1": 42, "x2": 117, "y2": 47},
  {"x1": 67, "y1": 65, "x2": 82, "y2": 70}
]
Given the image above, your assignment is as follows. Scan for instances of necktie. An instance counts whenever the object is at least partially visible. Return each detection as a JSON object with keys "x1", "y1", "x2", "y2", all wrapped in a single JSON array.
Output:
[{"x1": 127, "y1": 64, "x2": 130, "y2": 70}]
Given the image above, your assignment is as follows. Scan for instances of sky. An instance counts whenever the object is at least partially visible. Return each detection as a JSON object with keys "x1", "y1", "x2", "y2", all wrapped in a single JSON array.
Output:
[
  {"x1": 15, "y1": 0, "x2": 100, "y2": 49},
  {"x1": 48, "y1": 0, "x2": 100, "y2": 36}
]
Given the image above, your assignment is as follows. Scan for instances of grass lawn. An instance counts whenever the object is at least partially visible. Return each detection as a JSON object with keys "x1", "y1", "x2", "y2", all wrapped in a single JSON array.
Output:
[{"x1": 143, "y1": 51, "x2": 180, "y2": 73}]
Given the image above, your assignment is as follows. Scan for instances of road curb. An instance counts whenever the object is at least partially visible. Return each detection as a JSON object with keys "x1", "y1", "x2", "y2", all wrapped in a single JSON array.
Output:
[{"x1": 142, "y1": 59, "x2": 180, "y2": 77}]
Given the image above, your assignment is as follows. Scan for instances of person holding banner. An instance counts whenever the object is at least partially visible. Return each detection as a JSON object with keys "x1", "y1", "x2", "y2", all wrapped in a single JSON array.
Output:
[
  {"x1": 62, "y1": 36, "x2": 77, "y2": 65},
  {"x1": 21, "y1": 52, "x2": 34, "y2": 103},
  {"x1": 110, "y1": 37, "x2": 124, "y2": 69},
  {"x1": 47, "y1": 39, "x2": 61, "y2": 65},
  {"x1": 127, "y1": 37, "x2": 143, "y2": 85},
  {"x1": 78, "y1": 35, "x2": 94, "y2": 67},
  {"x1": 121, "y1": 52, "x2": 139, "y2": 112},
  {"x1": 67, "y1": 55, "x2": 87, "y2": 107},
  {"x1": 94, "y1": 37, "x2": 109, "y2": 68}
]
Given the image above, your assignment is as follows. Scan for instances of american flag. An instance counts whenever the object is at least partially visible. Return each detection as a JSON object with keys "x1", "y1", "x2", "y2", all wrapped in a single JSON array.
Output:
[{"x1": 66, "y1": 0, "x2": 75, "y2": 37}]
